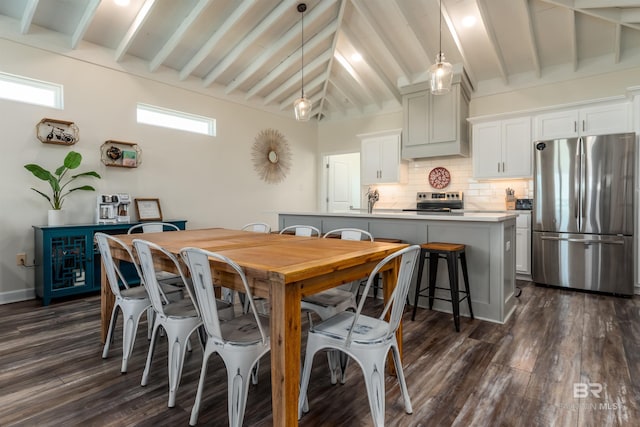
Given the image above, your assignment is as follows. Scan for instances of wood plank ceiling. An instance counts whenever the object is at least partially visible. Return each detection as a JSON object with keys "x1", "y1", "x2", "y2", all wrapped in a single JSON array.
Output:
[{"x1": 0, "y1": 0, "x2": 639, "y2": 121}]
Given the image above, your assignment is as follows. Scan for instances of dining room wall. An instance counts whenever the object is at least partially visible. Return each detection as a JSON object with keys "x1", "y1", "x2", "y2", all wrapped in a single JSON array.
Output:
[{"x1": 0, "y1": 39, "x2": 318, "y2": 303}]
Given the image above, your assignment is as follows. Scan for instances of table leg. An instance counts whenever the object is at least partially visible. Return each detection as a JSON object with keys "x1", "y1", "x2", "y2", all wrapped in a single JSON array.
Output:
[
  {"x1": 382, "y1": 257, "x2": 402, "y2": 373},
  {"x1": 270, "y1": 279, "x2": 302, "y2": 426},
  {"x1": 100, "y1": 260, "x2": 115, "y2": 344}
]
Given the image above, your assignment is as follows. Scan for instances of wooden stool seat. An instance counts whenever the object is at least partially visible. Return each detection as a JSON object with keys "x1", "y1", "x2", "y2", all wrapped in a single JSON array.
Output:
[
  {"x1": 412, "y1": 242, "x2": 473, "y2": 332},
  {"x1": 420, "y1": 242, "x2": 466, "y2": 252}
]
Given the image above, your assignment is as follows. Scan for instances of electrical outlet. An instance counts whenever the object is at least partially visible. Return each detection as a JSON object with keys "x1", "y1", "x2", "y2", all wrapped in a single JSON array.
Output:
[{"x1": 16, "y1": 252, "x2": 26, "y2": 266}]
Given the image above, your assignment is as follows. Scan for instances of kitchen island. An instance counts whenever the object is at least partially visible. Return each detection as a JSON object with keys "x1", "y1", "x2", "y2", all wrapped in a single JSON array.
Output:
[{"x1": 278, "y1": 210, "x2": 518, "y2": 324}]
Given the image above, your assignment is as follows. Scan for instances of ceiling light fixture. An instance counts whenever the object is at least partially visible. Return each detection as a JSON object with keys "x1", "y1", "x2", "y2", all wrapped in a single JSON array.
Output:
[
  {"x1": 429, "y1": 0, "x2": 453, "y2": 95},
  {"x1": 293, "y1": 3, "x2": 312, "y2": 121}
]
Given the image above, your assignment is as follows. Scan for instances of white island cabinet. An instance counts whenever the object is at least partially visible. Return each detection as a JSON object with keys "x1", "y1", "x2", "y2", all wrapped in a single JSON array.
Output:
[{"x1": 279, "y1": 211, "x2": 518, "y2": 324}]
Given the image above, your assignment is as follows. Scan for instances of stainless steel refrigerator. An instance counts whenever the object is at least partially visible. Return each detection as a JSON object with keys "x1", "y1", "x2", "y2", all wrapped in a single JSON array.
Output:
[{"x1": 532, "y1": 132, "x2": 636, "y2": 295}]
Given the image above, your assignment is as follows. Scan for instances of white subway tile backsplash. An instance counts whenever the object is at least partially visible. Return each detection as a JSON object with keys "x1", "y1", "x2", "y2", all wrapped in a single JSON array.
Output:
[{"x1": 364, "y1": 157, "x2": 533, "y2": 210}]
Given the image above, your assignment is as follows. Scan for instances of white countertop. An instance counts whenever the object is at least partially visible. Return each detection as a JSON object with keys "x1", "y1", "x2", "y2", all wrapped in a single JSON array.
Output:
[{"x1": 280, "y1": 210, "x2": 518, "y2": 223}]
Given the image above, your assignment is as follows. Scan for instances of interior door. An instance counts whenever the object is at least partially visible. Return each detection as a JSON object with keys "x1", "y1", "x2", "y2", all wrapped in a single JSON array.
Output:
[{"x1": 326, "y1": 153, "x2": 360, "y2": 212}]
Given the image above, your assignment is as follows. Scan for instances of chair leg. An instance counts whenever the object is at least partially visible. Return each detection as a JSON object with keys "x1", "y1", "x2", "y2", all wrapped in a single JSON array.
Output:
[
  {"x1": 357, "y1": 348, "x2": 388, "y2": 427},
  {"x1": 459, "y1": 251, "x2": 474, "y2": 319},
  {"x1": 447, "y1": 252, "x2": 461, "y2": 332},
  {"x1": 428, "y1": 253, "x2": 439, "y2": 310},
  {"x1": 339, "y1": 351, "x2": 350, "y2": 384},
  {"x1": 390, "y1": 342, "x2": 413, "y2": 414},
  {"x1": 224, "y1": 351, "x2": 263, "y2": 427},
  {"x1": 299, "y1": 339, "x2": 320, "y2": 419},
  {"x1": 120, "y1": 302, "x2": 146, "y2": 373},
  {"x1": 102, "y1": 304, "x2": 119, "y2": 359},
  {"x1": 412, "y1": 249, "x2": 426, "y2": 321},
  {"x1": 141, "y1": 323, "x2": 161, "y2": 387},
  {"x1": 166, "y1": 322, "x2": 200, "y2": 408},
  {"x1": 189, "y1": 345, "x2": 213, "y2": 426}
]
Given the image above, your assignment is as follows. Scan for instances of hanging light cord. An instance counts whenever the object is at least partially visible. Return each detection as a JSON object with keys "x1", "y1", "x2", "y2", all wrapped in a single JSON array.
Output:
[
  {"x1": 438, "y1": 0, "x2": 442, "y2": 59},
  {"x1": 300, "y1": 4, "x2": 305, "y2": 97}
]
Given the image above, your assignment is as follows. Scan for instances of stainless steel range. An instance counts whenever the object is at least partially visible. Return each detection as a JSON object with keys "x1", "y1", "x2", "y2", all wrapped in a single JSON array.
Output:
[{"x1": 403, "y1": 191, "x2": 464, "y2": 212}]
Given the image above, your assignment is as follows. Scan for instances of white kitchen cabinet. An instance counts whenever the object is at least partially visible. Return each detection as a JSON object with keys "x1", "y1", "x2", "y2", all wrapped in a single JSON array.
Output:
[
  {"x1": 515, "y1": 211, "x2": 531, "y2": 277},
  {"x1": 359, "y1": 129, "x2": 406, "y2": 184},
  {"x1": 472, "y1": 116, "x2": 532, "y2": 179},
  {"x1": 535, "y1": 102, "x2": 631, "y2": 140},
  {"x1": 401, "y1": 78, "x2": 470, "y2": 159}
]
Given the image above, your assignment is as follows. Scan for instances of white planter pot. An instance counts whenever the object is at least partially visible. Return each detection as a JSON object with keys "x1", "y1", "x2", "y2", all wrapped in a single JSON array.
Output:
[{"x1": 48, "y1": 209, "x2": 65, "y2": 226}]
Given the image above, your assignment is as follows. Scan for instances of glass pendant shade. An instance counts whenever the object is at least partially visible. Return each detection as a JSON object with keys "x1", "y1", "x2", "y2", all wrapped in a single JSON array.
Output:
[
  {"x1": 293, "y1": 95, "x2": 312, "y2": 121},
  {"x1": 429, "y1": 52, "x2": 453, "y2": 95}
]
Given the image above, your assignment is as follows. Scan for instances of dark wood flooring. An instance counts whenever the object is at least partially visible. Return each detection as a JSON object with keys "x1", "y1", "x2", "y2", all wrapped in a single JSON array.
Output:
[{"x1": 1, "y1": 281, "x2": 639, "y2": 426}]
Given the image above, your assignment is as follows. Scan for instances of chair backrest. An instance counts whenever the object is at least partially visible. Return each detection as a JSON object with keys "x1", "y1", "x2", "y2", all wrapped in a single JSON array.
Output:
[
  {"x1": 323, "y1": 228, "x2": 374, "y2": 242},
  {"x1": 241, "y1": 222, "x2": 271, "y2": 233},
  {"x1": 180, "y1": 247, "x2": 268, "y2": 345},
  {"x1": 132, "y1": 238, "x2": 199, "y2": 317},
  {"x1": 128, "y1": 222, "x2": 180, "y2": 234},
  {"x1": 346, "y1": 245, "x2": 420, "y2": 347},
  {"x1": 279, "y1": 225, "x2": 321, "y2": 237},
  {"x1": 95, "y1": 232, "x2": 143, "y2": 298}
]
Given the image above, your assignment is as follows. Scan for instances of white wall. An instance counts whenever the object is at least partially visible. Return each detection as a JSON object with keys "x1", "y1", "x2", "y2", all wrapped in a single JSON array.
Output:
[{"x1": 1, "y1": 39, "x2": 318, "y2": 302}]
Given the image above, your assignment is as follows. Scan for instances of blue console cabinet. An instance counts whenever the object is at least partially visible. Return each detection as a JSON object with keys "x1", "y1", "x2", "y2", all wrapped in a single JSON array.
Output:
[{"x1": 33, "y1": 220, "x2": 186, "y2": 305}]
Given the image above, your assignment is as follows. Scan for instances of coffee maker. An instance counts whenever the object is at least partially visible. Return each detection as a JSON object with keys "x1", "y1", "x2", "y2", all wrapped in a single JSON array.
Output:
[{"x1": 97, "y1": 193, "x2": 131, "y2": 224}]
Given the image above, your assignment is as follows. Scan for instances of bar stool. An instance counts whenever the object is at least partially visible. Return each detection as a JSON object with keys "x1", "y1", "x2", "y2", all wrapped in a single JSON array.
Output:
[{"x1": 411, "y1": 242, "x2": 473, "y2": 331}]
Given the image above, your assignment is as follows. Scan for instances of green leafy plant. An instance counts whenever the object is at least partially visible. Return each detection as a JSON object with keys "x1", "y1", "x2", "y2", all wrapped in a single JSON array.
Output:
[{"x1": 25, "y1": 151, "x2": 101, "y2": 210}]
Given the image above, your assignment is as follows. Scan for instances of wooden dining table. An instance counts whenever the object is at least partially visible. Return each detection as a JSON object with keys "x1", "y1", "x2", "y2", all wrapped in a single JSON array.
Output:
[{"x1": 100, "y1": 227, "x2": 407, "y2": 426}]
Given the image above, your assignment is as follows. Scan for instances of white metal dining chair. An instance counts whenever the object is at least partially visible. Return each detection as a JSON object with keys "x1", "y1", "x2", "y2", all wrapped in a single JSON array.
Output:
[
  {"x1": 95, "y1": 232, "x2": 151, "y2": 374},
  {"x1": 128, "y1": 222, "x2": 185, "y2": 286},
  {"x1": 279, "y1": 224, "x2": 321, "y2": 237},
  {"x1": 301, "y1": 228, "x2": 374, "y2": 384},
  {"x1": 241, "y1": 222, "x2": 271, "y2": 233},
  {"x1": 127, "y1": 222, "x2": 180, "y2": 234},
  {"x1": 180, "y1": 247, "x2": 270, "y2": 427},
  {"x1": 132, "y1": 238, "x2": 207, "y2": 408},
  {"x1": 298, "y1": 245, "x2": 420, "y2": 427}
]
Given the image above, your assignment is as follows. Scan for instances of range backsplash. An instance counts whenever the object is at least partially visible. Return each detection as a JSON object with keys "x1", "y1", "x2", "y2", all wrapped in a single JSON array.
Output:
[{"x1": 363, "y1": 156, "x2": 533, "y2": 211}]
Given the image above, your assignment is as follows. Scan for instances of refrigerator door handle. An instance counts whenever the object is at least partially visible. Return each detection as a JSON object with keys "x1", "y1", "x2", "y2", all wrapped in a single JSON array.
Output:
[
  {"x1": 540, "y1": 236, "x2": 625, "y2": 245},
  {"x1": 580, "y1": 138, "x2": 586, "y2": 224},
  {"x1": 574, "y1": 138, "x2": 581, "y2": 223}
]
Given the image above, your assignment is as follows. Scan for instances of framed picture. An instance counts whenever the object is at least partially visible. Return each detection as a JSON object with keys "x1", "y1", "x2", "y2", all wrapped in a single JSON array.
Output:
[{"x1": 134, "y1": 198, "x2": 162, "y2": 221}]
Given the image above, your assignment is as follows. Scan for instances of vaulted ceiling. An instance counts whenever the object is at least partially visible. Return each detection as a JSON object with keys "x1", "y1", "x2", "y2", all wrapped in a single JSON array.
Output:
[{"x1": 1, "y1": 0, "x2": 639, "y2": 121}]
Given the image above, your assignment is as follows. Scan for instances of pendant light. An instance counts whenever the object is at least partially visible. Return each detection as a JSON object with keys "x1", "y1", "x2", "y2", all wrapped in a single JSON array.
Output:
[
  {"x1": 293, "y1": 3, "x2": 312, "y2": 121},
  {"x1": 429, "y1": 0, "x2": 453, "y2": 95}
]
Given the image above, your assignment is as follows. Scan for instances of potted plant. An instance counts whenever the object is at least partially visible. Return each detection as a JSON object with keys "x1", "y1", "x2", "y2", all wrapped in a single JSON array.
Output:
[{"x1": 25, "y1": 151, "x2": 101, "y2": 225}]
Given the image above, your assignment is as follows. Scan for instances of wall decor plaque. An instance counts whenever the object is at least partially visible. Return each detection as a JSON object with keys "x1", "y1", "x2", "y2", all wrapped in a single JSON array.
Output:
[
  {"x1": 100, "y1": 140, "x2": 142, "y2": 168},
  {"x1": 251, "y1": 128, "x2": 292, "y2": 184},
  {"x1": 36, "y1": 118, "x2": 79, "y2": 145}
]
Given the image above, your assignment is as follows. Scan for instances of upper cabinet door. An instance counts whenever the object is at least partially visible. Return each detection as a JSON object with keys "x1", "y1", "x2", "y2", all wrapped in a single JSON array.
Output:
[
  {"x1": 580, "y1": 103, "x2": 631, "y2": 136},
  {"x1": 535, "y1": 102, "x2": 631, "y2": 140},
  {"x1": 472, "y1": 122, "x2": 502, "y2": 179},
  {"x1": 502, "y1": 117, "x2": 532, "y2": 178},
  {"x1": 535, "y1": 110, "x2": 579, "y2": 140},
  {"x1": 403, "y1": 92, "x2": 429, "y2": 148},
  {"x1": 359, "y1": 129, "x2": 406, "y2": 184},
  {"x1": 472, "y1": 116, "x2": 532, "y2": 179}
]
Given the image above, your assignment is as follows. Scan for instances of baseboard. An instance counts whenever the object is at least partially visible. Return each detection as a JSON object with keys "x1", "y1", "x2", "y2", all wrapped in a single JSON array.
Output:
[{"x1": 0, "y1": 288, "x2": 35, "y2": 305}]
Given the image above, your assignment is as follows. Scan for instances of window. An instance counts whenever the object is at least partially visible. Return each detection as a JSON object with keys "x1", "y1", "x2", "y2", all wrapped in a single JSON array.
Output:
[
  {"x1": 136, "y1": 103, "x2": 216, "y2": 136},
  {"x1": 0, "y1": 72, "x2": 63, "y2": 108}
]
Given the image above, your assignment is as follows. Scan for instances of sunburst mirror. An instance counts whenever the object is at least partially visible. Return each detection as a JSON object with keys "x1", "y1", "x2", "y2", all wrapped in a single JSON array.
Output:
[{"x1": 251, "y1": 128, "x2": 292, "y2": 184}]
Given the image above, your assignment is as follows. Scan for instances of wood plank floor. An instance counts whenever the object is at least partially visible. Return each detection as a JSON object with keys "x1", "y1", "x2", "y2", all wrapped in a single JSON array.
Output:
[{"x1": 1, "y1": 280, "x2": 639, "y2": 426}]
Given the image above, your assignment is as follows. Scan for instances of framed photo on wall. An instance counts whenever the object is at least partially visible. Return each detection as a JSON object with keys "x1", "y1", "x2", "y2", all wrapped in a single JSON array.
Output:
[{"x1": 134, "y1": 198, "x2": 162, "y2": 221}]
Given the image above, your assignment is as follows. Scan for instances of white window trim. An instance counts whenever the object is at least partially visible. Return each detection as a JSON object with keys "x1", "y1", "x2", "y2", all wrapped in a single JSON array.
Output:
[
  {"x1": 0, "y1": 71, "x2": 63, "y2": 109},
  {"x1": 136, "y1": 103, "x2": 216, "y2": 136}
]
